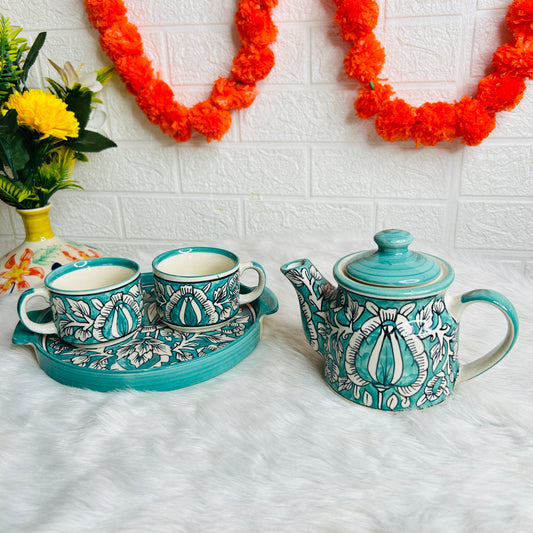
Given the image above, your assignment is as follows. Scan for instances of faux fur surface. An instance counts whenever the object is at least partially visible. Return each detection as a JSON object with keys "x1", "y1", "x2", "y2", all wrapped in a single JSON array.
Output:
[{"x1": 1, "y1": 231, "x2": 532, "y2": 533}]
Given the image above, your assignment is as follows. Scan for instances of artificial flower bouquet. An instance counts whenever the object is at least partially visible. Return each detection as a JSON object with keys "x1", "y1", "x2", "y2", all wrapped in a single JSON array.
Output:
[{"x1": 0, "y1": 16, "x2": 116, "y2": 210}]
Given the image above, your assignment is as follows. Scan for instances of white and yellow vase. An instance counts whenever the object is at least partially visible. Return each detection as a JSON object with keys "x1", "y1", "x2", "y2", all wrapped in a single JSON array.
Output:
[{"x1": 0, "y1": 204, "x2": 103, "y2": 296}]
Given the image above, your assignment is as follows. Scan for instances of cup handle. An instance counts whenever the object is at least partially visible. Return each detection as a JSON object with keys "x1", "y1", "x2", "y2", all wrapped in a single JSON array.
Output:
[
  {"x1": 238, "y1": 261, "x2": 266, "y2": 306},
  {"x1": 448, "y1": 289, "x2": 519, "y2": 383},
  {"x1": 17, "y1": 287, "x2": 58, "y2": 336}
]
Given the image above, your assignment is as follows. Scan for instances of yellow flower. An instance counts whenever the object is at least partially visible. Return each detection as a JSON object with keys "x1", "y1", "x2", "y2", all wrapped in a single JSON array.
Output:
[{"x1": 5, "y1": 89, "x2": 79, "y2": 140}]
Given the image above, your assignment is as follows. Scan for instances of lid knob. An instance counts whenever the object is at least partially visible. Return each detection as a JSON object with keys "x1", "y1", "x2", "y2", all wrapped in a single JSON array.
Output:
[
  {"x1": 374, "y1": 229, "x2": 413, "y2": 254},
  {"x1": 344, "y1": 229, "x2": 444, "y2": 288}
]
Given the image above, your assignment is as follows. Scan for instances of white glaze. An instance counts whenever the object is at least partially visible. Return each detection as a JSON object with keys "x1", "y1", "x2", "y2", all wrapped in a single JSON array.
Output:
[
  {"x1": 157, "y1": 252, "x2": 236, "y2": 277},
  {"x1": 51, "y1": 265, "x2": 135, "y2": 291}
]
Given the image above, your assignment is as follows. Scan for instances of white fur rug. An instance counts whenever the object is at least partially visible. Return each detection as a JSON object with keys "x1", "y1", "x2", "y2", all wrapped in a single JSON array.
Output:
[{"x1": 1, "y1": 231, "x2": 532, "y2": 533}]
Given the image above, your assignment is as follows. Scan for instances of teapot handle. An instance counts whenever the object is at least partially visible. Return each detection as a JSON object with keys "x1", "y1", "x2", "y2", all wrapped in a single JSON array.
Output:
[{"x1": 449, "y1": 289, "x2": 519, "y2": 383}]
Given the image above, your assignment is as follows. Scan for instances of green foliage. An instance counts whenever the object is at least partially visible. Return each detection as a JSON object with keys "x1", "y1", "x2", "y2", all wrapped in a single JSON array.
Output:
[
  {"x1": 0, "y1": 16, "x2": 26, "y2": 105},
  {"x1": 0, "y1": 16, "x2": 116, "y2": 210},
  {"x1": 32, "y1": 148, "x2": 82, "y2": 207},
  {"x1": 0, "y1": 174, "x2": 37, "y2": 207}
]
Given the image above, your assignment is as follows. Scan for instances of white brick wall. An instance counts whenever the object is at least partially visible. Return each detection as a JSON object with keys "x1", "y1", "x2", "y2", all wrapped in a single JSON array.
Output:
[{"x1": 1, "y1": 0, "x2": 532, "y2": 276}]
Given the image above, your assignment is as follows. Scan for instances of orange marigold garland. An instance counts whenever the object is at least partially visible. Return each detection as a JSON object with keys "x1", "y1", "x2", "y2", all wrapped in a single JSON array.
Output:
[
  {"x1": 84, "y1": 0, "x2": 278, "y2": 142},
  {"x1": 334, "y1": 0, "x2": 533, "y2": 146}
]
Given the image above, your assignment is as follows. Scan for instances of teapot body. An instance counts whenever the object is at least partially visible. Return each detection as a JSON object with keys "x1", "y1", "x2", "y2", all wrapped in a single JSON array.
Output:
[
  {"x1": 281, "y1": 230, "x2": 519, "y2": 411},
  {"x1": 323, "y1": 286, "x2": 459, "y2": 410}
]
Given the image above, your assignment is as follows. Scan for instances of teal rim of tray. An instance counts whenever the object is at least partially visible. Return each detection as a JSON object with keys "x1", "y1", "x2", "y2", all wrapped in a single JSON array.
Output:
[{"x1": 12, "y1": 272, "x2": 278, "y2": 392}]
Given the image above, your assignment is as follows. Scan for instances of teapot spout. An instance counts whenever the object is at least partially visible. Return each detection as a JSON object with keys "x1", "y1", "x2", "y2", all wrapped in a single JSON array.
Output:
[{"x1": 280, "y1": 259, "x2": 336, "y2": 354}]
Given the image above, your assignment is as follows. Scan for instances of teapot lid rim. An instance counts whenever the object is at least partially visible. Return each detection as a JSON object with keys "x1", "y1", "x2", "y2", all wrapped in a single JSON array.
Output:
[
  {"x1": 334, "y1": 229, "x2": 455, "y2": 297},
  {"x1": 334, "y1": 253, "x2": 454, "y2": 298}
]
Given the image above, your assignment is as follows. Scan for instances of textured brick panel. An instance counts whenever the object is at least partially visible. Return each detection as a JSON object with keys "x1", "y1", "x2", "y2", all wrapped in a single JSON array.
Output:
[
  {"x1": 461, "y1": 145, "x2": 533, "y2": 197},
  {"x1": 275, "y1": 0, "x2": 333, "y2": 22},
  {"x1": 471, "y1": 9, "x2": 508, "y2": 79},
  {"x1": 74, "y1": 145, "x2": 178, "y2": 193},
  {"x1": 0, "y1": 207, "x2": 13, "y2": 237},
  {"x1": 312, "y1": 145, "x2": 451, "y2": 199},
  {"x1": 181, "y1": 147, "x2": 306, "y2": 196},
  {"x1": 268, "y1": 26, "x2": 307, "y2": 85},
  {"x1": 376, "y1": 202, "x2": 448, "y2": 242},
  {"x1": 477, "y1": 0, "x2": 510, "y2": 9},
  {"x1": 391, "y1": 87, "x2": 458, "y2": 106},
  {"x1": 526, "y1": 263, "x2": 533, "y2": 280},
  {"x1": 240, "y1": 89, "x2": 363, "y2": 142},
  {"x1": 245, "y1": 200, "x2": 374, "y2": 235},
  {"x1": 456, "y1": 201, "x2": 533, "y2": 250},
  {"x1": 386, "y1": 0, "x2": 464, "y2": 16},
  {"x1": 122, "y1": 197, "x2": 241, "y2": 240},
  {"x1": 383, "y1": 17, "x2": 462, "y2": 83},
  {"x1": 311, "y1": 26, "x2": 347, "y2": 84},
  {"x1": 3, "y1": 0, "x2": 87, "y2": 29},
  {"x1": 50, "y1": 195, "x2": 122, "y2": 239},
  {"x1": 125, "y1": 0, "x2": 235, "y2": 26},
  {"x1": 167, "y1": 28, "x2": 235, "y2": 86}
]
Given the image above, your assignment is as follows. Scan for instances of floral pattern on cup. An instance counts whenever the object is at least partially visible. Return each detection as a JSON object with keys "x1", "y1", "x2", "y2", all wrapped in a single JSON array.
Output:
[
  {"x1": 18, "y1": 257, "x2": 144, "y2": 347},
  {"x1": 154, "y1": 271, "x2": 240, "y2": 329},
  {"x1": 152, "y1": 247, "x2": 266, "y2": 331},
  {"x1": 50, "y1": 281, "x2": 143, "y2": 344}
]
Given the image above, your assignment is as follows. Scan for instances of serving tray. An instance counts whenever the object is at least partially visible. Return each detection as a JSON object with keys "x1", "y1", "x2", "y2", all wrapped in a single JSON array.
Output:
[{"x1": 12, "y1": 273, "x2": 278, "y2": 392}]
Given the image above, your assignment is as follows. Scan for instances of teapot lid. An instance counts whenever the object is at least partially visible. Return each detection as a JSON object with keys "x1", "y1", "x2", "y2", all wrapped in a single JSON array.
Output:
[{"x1": 334, "y1": 229, "x2": 454, "y2": 298}]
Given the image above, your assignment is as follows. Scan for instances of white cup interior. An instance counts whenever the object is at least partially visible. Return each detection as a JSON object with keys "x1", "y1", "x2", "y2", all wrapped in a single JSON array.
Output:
[
  {"x1": 157, "y1": 251, "x2": 236, "y2": 277},
  {"x1": 50, "y1": 265, "x2": 136, "y2": 292}
]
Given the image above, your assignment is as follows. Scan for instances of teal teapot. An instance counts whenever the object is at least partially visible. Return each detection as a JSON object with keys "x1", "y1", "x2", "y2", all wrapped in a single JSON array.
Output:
[{"x1": 281, "y1": 229, "x2": 519, "y2": 411}]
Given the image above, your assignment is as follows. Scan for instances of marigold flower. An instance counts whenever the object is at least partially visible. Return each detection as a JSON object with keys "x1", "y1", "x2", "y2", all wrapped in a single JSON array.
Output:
[
  {"x1": 334, "y1": 0, "x2": 379, "y2": 42},
  {"x1": 114, "y1": 54, "x2": 155, "y2": 94},
  {"x1": 506, "y1": 0, "x2": 533, "y2": 40},
  {"x1": 5, "y1": 89, "x2": 79, "y2": 140},
  {"x1": 492, "y1": 42, "x2": 533, "y2": 79},
  {"x1": 455, "y1": 96, "x2": 496, "y2": 146},
  {"x1": 411, "y1": 102, "x2": 457, "y2": 147},
  {"x1": 189, "y1": 100, "x2": 232, "y2": 142},
  {"x1": 374, "y1": 98, "x2": 416, "y2": 142},
  {"x1": 476, "y1": 73, "x2": 526, "y2": 112},
  {"x1": 354, "y1": 82, "x2": 394, "y2": 119},
  {"x1": 157, "y1": 103, "x2": 192, "y2": 143},
  {"x1": 344, "y1": 34, "x2": 385, "y2": 83},
  {"x1": 235, "y1": 0, "x2": 278, "y2": 46},
  {"x1": 135, "y1": 79, "x2": 175, "y2": 123},
  {"x1": 84, "y1": 0, "x2": 127, "y2": 31},
  {"x1": 212, "y1": 78, "x2": 258, "y2": 110},
  {"x1": 231, "y1": 44, "x2": 275, "y2": 83},
  {"x1": 100, "y1": 16, "x2": 144, "y2": 62}
]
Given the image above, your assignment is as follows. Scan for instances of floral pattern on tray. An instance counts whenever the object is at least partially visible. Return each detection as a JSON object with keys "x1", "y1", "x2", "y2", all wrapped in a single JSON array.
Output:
[{"x1": 33, "y1": 276, "x2": 256, "y2": 372}]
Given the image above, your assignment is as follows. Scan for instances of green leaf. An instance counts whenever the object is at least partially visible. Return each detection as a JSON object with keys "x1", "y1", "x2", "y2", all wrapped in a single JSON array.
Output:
[
  {"x1": 74, "y1": 152, "x2": 89, "y2": 162},
  {"x1": 66, "y1": 130, "x2": 117, "y2": 153},
  {"x1": 0, "y1": 16, "x2": 26, "y2": 104},
  {"x1": 45, "y1": 77, "x2": 65, "y2": 98},
  {"x1": 0, "y1": 174, "x2": 36, "y2": 208},
  {"x1": 21, "y1": 31, "x2": 46, "y2": 83},
  {"x1": 0, "y1": 110, "x2": 30, "y2": 173},
  {"x1": 96, "y1": 64, "x2": 114, "y2": 87},
  {"x1": 0, "y1": 108, "x2": 18, "y2": 134},
  {"x1": 64, "y1": 87, "x2": 92, "y2": 130}
]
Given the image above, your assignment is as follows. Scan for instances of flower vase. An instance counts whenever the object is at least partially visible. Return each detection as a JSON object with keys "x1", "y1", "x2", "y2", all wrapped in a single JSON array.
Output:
[{"x1": 0, "y1": 204, "x2": 104, "y2": 296}]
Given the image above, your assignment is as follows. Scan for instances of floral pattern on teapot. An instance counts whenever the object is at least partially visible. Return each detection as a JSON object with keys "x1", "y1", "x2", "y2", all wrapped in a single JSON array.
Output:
[{"x1": 286, "y1": 261, "x2": 460, "y2": 411}]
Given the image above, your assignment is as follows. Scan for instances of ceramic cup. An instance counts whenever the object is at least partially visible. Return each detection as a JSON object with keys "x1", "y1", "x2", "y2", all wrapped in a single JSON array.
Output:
[
  {"x1": 17, "y1": 257, "x2": 144, "y2": 346},
  {"x1": 152, "y1": 247, "x2": 266, "y2": 330}
]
